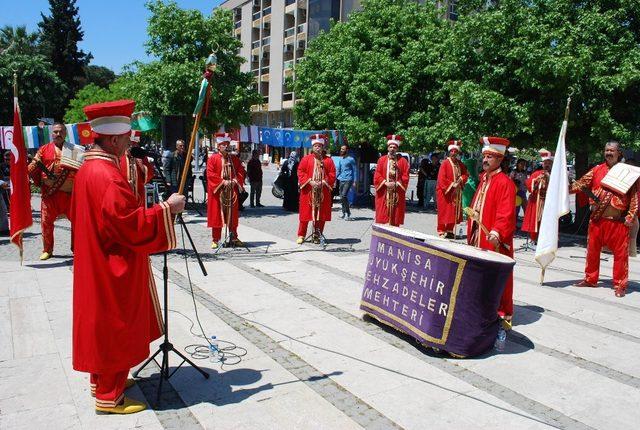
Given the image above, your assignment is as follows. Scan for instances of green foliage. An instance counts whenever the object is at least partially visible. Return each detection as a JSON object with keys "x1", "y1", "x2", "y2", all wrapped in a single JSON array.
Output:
[
  {"x1": 38, "y1": 0, "x2": 92, "y2": 118},
  {"x1": 126, "y1": 0, "x2": 260, "y2": 132},
  {"x1": 439, "y1": 0, "x2": 640, "y2": 158},
  {"x1": 63, "y1": 80, "x2": 129, "y2": 123},
  {"x1": 295, "y1": 0, "x2": 640, "y2": 158},
  {"x1": 0, "y1": 25, "x2": 40, "y2": 56},
  {"x1": 83, "y1": 65, "x2": 117, "y2": 88},
  {"x1": 294, "y1": 0, "x2": 447, "y2": 151},
  {"x1": 0, "y1": 50, "x2": 67, "y2": 124}
]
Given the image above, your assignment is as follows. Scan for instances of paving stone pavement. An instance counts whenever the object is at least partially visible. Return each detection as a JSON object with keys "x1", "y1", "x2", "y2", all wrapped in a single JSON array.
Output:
[{"x1": 1, "y1": 176, "x2": 639, "y2": 429}]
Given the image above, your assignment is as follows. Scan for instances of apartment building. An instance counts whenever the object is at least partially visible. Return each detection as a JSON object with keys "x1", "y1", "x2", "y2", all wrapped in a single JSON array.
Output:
[{"x1": 219, "y1": 0, "x2": 457, "y2": 128}]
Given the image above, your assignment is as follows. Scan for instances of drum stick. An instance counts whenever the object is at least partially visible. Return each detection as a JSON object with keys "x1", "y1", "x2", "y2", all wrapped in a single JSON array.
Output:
[{"x1": 463, "y1": 207, "x2": 511, "y2": 252}]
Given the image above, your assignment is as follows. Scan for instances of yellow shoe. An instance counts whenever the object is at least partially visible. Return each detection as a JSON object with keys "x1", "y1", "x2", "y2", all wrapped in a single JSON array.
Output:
[
  {"x1": 500, "y1": 317, "x2": 513, "y2": 331},
  {"x1": 211, "y1": 241, "x2": 219, "y2": 249},
  {"x1": 91, "y1": 378, "x2": 136, "y2": 397},
  {"x1": 39, "y1": 252, "x2": 51, "y2": 261},
  {"x1": 296, "y1": 236, "x2": 304, "y2": 245},
  {"x1": 95, "y1": 396, "x2": 146, "y2": 415}
]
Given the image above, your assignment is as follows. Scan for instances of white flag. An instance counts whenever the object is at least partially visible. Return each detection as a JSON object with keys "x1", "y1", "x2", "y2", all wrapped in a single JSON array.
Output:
[{"x1": 534, "y1": 120, "x2": 570, "y2": 282}]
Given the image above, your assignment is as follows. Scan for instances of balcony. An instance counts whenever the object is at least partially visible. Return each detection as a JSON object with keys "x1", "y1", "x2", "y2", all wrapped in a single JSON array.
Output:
[
  {"x1": 297, "y1": 23, "x2": 306, "y2": 39},
  {"x1": 234, "y1": 21, "x2": 242, "y2": 29},
  {"x1": 298, "y1": 0, "x2": 306, "y2": 9},
  {"x1": 252, "y1": 11, "x2": 261, "y2": 20},
  {"x1": 262, "y1": 36, "x2": 271, "y2": 46},
  {"x1": 285, "y1": 0, "x2": 296, "y2": 13},
  {"x1": 251, "y1": 40, "x2": 260, "y2": 49},
  {"x1": 284, "y1": 26, "x2": 295, "y2": 38},
  {"x1": 263, "y1": 6, "x2": 271, "y2": 16}
]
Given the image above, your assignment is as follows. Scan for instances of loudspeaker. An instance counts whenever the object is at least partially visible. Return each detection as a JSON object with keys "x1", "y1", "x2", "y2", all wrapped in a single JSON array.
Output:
[
  {"x1": 161, "y1": 115, "x2": 187, "y2": 151},
  {"x1": 358, "y1": 143, "x2": 380, "y2": 163}
]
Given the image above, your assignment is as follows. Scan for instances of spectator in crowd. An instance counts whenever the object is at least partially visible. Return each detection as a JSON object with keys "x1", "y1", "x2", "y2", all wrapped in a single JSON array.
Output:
[
  {"x1": 167, "y1": 139, "x2": 192, "y2": 198},
  {"x1": 336, "y1": 144, "x2": 356, "y2": 220},
  {"x1": 417, "y1": 158, "x2": 429, "y2": 207},
  {"x1": 247, "y1": 149, "x2": 264, "y2": 208},
  {"x1": 510, "y1": 158, "x2": 529, "y2": 218},
  {"x1": 424, "y1": 154, "x2": 440, "y2": 208},
  {"x1": 281, "y1": 151, "x2": 299, "y2": 212}
]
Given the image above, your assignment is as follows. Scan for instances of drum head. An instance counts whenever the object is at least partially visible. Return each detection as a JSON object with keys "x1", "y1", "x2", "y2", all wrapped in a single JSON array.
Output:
[{"x1": 375, "y1": 224, "x2": 514, "y2": 264}]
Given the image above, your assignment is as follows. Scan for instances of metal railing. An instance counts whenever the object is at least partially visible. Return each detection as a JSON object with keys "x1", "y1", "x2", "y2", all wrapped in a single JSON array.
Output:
[
  {"x1": 297, "y1": 23, "x2": 306, "y2": 33},
  {"x1": 262, "y1": 36, "x2": 271, "y2": 46},
  {"x1": 251, "y1": 40, "x2": 260, "y2": 49},
  {"x1": 284, "y1": 27, "x2": 295, "y2": 38},
  {"x1": 263, "y1": 6, "x2": 271, "y2": 16},
  {"x1": 284, "y1": 60, "x2": 295, "y2": 70},
  {"x1": 252, "y1": 11, "x2": 261, "y2": 20}
]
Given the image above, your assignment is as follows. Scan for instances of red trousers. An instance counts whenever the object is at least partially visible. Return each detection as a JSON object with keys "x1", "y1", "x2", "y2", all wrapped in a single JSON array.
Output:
[
  {"x1": 40, "y1": 192, "x2": 71, "y2": 253},
  {"x1": 298, "y1": 220, "x2": 325, "y2": 237},
  {"x1": 90, "y1": 370, "x2": 127, "y2": 408},
  {"x1": 585, "y1": 218, "x2": 629, "y2": 290},
  {"x1": 211, "y1": 226, "x2": 239, "y2": 242},
  {"x1": 498, "y1": 276, "x2": 513, "y2": 318}
]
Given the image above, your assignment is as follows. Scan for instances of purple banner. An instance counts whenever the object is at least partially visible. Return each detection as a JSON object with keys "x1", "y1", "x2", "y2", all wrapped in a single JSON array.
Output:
[{"x1": 361, "y1": 225, "x2": 515, "y2": 357}]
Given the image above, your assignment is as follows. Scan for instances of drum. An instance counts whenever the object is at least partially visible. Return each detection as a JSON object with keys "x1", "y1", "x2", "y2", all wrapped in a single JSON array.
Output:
[{"x1": 360, "y1": 224, "x2": 515, "y2": 357}]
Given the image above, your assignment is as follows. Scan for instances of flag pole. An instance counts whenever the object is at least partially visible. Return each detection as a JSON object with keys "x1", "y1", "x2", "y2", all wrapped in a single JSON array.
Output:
[{"x1": 538, "y1": 93, "x2": 572, "y2": 285}]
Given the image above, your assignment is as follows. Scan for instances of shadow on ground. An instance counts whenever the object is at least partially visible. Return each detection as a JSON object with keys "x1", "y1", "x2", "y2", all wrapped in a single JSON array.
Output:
[{"x1": 135, "y1": 365, "x2": 343, "y2": 410}]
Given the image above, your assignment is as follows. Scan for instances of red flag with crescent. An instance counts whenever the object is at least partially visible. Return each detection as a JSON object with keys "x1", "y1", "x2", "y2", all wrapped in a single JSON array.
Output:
[{"x1": 8, "y1": 94, "x2": 33, "y2": 260}]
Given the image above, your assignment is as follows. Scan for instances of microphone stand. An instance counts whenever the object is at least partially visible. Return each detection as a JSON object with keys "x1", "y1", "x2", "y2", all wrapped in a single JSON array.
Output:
[{"x1": 132, "y1": 147, "x2": 210, "y2": 404}]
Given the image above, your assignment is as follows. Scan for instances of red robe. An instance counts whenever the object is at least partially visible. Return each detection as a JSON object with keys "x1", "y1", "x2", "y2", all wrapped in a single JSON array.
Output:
[
  {"x1": 436, "y1": 157, "x2": 469, "y2": 234},
  {"x1": 374, "y1": 155, "x2": 410, "y2": 226},
  {"x1": 70, "y1": 149, "x2": 175, "y2": 374},
  {"x1": 28, "y1": 142, "x2": 75, "y2": 252},
  {"x1": 468, "y1": 168, "x2": 516, "y2": 317},
  {"x1": 522, "y1": 169, "x2": 549, "y2": 240},
  {"x1": 298, "y1": 154, "x2": 336, "y2": 222},
  {"x1": 206, "y1": 153, "x2": 246, "y2": 229},
  {"x1": 570, "y1": 163, "x2": 638, "y2": 290},
  {"x1": 119, "y1": 152, "x2": 155, "y2": 207}
]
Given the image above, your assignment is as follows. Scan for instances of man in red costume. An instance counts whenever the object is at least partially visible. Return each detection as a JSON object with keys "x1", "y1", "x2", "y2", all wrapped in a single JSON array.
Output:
[
  {"x1": 468, "y1": 136, "x2": 516, "y2": 327},
  {"x1": 436, "y1": 139, "x2": 469, "y2": 237},
  {"x1": 207, "y1": 132, "x2": 246, "y2": 248},
  {"x1": 70, "y1": 99, "x2": 185, "y2": 414},
  {"x1": 522, "y1": 149, "x2": 553, "y2": 242},
  {"x1": 296, "y1": 134, "x2": 336, "y2": 244},
  {"x1": 570, "y1": 141, "x2": 638, "y2": 297},
  {"x1": 374, "y1": 134, "x2": 410, "y2": 226},
  {"x1": 119, "y1": 130, "x2": 155, "y2": 208},
  {"x1": 28, "y1": 123, "x2": 75, "y2": 260}
]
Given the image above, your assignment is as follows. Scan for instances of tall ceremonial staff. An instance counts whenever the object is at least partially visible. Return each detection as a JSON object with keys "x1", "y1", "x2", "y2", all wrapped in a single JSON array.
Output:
[{"x1": 534, "y1": 93, "x2": 572, "y2": 284}]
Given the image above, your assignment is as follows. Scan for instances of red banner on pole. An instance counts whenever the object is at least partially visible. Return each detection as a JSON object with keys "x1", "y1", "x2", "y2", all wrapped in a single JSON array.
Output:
[{"x1": 9, "y1": 94, "x2": 33, "y2": 261}]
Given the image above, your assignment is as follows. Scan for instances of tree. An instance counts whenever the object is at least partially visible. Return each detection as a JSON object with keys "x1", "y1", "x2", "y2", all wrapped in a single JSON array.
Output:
[
  {"x1": 63, "y1": 80, "x2": 129, "y2": 123},
  {"x1": 294, "y1": 0, "x2": 448, "y2": 151},
  {"x1": 126, "y1": 0, "x2": 260, "y2": 133},
  {"x1": 438, "y1": 0, "x2": 640, "y2": 165},
  {"x1": 38, "y1": 0, "x2": 92, "y2": 119},
  {"x1": 0, "y1": 27, "x2": 66, "y2": 124},
  {"x1": 0, "y1": 25, "x2": 40, "y2": 56},
  {"x1": 83, "y1": 65, "x2": 117, "y2": 88}
]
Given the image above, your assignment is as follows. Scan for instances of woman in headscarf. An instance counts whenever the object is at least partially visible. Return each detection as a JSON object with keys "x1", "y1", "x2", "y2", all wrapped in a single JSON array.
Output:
[{"x1": 281, "y1": 150, "x2": 300, "y2": 212}]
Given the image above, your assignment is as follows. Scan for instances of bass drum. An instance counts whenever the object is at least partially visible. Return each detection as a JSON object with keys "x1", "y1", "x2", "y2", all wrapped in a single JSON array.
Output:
[{"x1": 271, "y1": 174, "x2": 285, "y2": 199}]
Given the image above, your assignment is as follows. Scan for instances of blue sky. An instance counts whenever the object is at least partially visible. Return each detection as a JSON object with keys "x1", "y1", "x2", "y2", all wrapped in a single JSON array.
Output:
[{"x1": 2, "y1": 0, "x2": 225, "y2": 73}]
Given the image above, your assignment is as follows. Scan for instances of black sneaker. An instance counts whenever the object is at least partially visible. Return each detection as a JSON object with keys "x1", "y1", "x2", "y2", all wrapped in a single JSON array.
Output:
[{"x1": 256, "y1": 203, "x2": 264, "y2": 207}]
